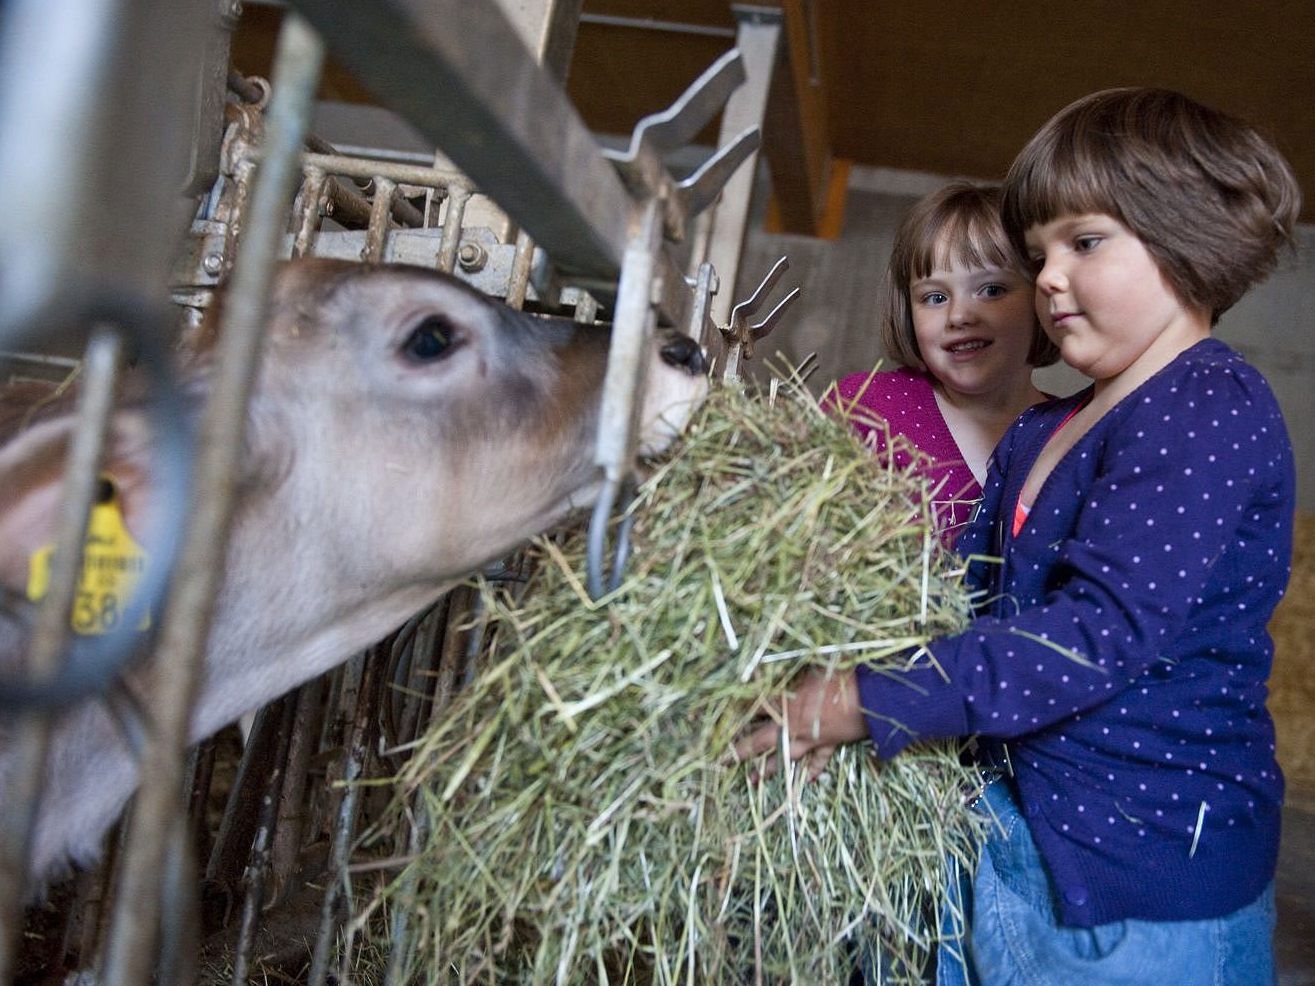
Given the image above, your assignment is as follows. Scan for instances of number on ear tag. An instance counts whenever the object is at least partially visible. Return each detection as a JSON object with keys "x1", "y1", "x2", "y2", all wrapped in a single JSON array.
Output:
[{"x1": 26, "y1": 482, "x2": 151, "y2": 635}]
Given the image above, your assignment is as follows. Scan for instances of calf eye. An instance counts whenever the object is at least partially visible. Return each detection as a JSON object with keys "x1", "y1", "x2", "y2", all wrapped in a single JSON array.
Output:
[{"x1": 402, "y1": 315, "x2": 457, "y2": 363}]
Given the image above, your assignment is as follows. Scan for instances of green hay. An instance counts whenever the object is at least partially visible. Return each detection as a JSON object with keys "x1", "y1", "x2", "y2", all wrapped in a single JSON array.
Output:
[{"x1": 356, "y1": 373, "x2": 987, "y2": 984}]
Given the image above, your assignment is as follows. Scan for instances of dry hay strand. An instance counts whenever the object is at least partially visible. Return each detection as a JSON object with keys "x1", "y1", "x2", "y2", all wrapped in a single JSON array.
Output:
[{"x1": 354, "y1": 374, "x2": 988, "y2": 984}]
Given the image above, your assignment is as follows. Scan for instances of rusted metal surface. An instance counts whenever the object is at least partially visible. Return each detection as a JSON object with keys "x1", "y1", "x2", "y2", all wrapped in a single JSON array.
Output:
[
  {"x1": 436, "y1": 185, "x2": 472, "y2": 274},
  {"x1": 268, "y1": 678, "x2": 327, "y2": 904},
  {"x1": 230, "y1": 695, "x2": 296, "y2": 984},
  {"x1": 101, "y1": 15, "x2": 326, "y2": 985},
  {"x1": 291, "y1": 166, "x2": 328, "y2": 258},
  {"x1": 307, "y1": 640, "x2": 386, "y2": 986},
  {"x1": 0, "y1": 331, "x2": 120, "y2": 981},
  {"x1": 287, "y1": 0, "x2": 630, "y2": 280},
  {"x1": 361, "y1": 176, "x2": 398, "y2": 262}
]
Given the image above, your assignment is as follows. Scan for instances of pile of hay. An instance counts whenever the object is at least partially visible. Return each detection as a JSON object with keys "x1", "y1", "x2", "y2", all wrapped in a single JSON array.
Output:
[{"x1": 357, "y1": 375, "x2": 987, "y2": 984}]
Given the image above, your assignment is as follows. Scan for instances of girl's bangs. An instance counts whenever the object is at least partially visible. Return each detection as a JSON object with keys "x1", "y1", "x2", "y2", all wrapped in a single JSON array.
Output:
[{"x1": 910, "y1": 208, "x2": 1019, "y2": 279}]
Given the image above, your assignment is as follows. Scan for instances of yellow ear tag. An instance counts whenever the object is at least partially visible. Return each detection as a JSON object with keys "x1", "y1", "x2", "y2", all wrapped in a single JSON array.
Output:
[{"x1": 26, "y1": 481, "x2": 151, "y2": 635}]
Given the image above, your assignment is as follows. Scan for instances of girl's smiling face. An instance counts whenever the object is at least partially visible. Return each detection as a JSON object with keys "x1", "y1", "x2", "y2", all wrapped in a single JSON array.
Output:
[
  {"x1": 1025, "y1": 213, "x2": 1211, "y2": 393},
  {"x1": 909, "y1": 255, "x2": 1038, "y2": 402}
]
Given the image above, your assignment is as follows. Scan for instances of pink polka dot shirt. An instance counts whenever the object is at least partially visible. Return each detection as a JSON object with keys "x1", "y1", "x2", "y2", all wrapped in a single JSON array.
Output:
[{"x1": 828, "y1": 367, "x2": 981, "y2": 544}]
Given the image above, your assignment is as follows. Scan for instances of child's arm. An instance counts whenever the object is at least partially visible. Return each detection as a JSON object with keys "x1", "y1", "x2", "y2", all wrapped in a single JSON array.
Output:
[
  {"x1": 854, "y1": 364, "x2": 1293, "y2": 761},
  {"x1": 733, "y1": 400, "x2": 1027, "y2": 775}
]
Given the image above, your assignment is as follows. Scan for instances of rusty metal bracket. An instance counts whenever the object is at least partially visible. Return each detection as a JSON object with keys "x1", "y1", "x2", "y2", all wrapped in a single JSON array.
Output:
[{"x1": 719, "y1": 255, "x2": 801, "y2": 380}]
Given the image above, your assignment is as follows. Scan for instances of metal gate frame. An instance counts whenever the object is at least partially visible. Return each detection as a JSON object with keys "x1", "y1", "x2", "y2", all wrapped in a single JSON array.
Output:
[{"x1": 0, "y1": 2, "x2": 796, "y2": 981}]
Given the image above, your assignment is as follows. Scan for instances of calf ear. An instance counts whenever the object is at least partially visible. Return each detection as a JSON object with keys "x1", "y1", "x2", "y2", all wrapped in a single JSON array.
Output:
[{"x1": 0, "y1": 409, "x2": 157, "y2": 599}]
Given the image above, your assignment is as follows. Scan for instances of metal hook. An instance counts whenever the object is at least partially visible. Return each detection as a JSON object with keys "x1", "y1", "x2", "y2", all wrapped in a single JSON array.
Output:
[
  {"x1": 605, "y1": 48, "x2": 747, "y2": 164},
  {"x1": 587, "y1": 477, "x2": 637, "y2": 600},
  {"x1": 603, "y1": 48, "x2": 758, "y2": 241},
  {"x1": 675, "y1": 126, "x2": 761, "y2": 219},
  {"x1": 720, "y1": 256, "x2": 802, "y2": 379}
]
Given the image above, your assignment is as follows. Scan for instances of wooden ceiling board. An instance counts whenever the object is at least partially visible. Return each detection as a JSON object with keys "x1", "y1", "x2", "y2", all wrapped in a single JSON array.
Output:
[
  {"x1": 578, "y1": 0, "x2": 1315, "y2": 221},
  {"x1": 236, "y1": 1, "x2": 1314, "y2": 222}
]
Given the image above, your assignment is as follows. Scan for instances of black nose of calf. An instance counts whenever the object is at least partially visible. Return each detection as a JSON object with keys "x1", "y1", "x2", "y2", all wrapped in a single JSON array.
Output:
[{"x1": 658, "y1": 331, "x2": 708, "y2": 375}]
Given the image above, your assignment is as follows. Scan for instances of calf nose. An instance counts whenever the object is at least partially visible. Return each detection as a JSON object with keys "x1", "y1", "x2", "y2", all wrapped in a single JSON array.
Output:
[{"x1": 658, "y1": 331, "x2": 708, "y2": 375}]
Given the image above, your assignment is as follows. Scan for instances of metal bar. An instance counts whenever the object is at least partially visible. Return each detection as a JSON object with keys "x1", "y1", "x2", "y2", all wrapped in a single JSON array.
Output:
[
  {"x1": 268, "y1": 676, "x2": 327, "y2": 904},
  {"x1": 382, "y1": 818, "x2": 425, "y2": 986},
  {"x1": 299, "y1": 151, "x2": 467, "y2": 190},
  {"x1": 221, "y1": 158, "x2": 258, "y2": 273},
  {"x1": 100, "y1": 17, "x2": 326, "y2": 984},
  {"x1": 319, "y1": 143, "x2": 435, "y2": 167},
  {"x1": 579, "y1": 12, "x2": 737, "y2": 39},
  {"x1": 308, "y1": 643, "x2": 385, "y2": 986},
  {"x1": 497, "y1": 0, "x2": 584, "y2": 83},
  {"x1": 327, "y1": 175, "x2": 425, "y2": 231},
  {"x1": 436, "y1": 185, "x2": 471, "y2": 274},
  {"x1": 361, "y1": 177, "x2": 396, "y2": 262},
  {"x1": 506, "y1": 230, "x2": 536, "y2": 310},
  {"x1": 313, "y1": 654, "x2": 366, "y2": 845},
  {"x1": 292, "y1": 167, "x2": 328, "y2": 258},
  {"x1": 594, "y1": 198, "x2": 661, "y2": 485},
  {"x1": 204, "y1": 705, "x2": 279, "y2": 886},
  {"x1": 707, "y1": 9, "x2": 782, "y2": 329},
  {"x1": 286, "y1": 0, "x2": 631, "y2": 280},
  {"x1": 0, "y1": 329, "x2": 120, "y2": 981},
  {"x1": 230, "y1": 695, "x2": 296, "y2": 985},
  {"x1": 0, "y1": 0, "x2": 208, "y2": 347}
]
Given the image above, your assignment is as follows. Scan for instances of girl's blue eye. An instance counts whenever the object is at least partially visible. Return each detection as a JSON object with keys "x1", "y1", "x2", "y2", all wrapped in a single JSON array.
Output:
[
  {"x1": 922, "y1": 291, "x2": 948, "y2": 305},
  {"x1": 1075, "y1": 235, "x2": 1102, "y2": 252},
  {"x1": 981, "y1": 283, "x2": 1008, "y2": 298}
]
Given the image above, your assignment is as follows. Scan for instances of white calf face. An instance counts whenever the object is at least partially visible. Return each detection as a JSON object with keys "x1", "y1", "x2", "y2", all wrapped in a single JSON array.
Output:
[{"x1": 234, "y1": 260, "x2": 707, "y2": 585}]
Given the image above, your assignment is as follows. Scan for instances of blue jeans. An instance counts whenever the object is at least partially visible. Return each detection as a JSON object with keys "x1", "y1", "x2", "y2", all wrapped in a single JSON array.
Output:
[{"x1": 935, "y1": 780, "x2": 1277, "y2": 986}]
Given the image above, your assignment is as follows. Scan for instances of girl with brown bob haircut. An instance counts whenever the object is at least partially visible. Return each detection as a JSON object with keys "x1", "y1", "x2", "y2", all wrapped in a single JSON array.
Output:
[
  {"x1": 740, "y1": 89, "x2": 1301, "y2": 985},
  {"x1": 1001, "y1": 86, "x2": 1299, "y2": 324}
]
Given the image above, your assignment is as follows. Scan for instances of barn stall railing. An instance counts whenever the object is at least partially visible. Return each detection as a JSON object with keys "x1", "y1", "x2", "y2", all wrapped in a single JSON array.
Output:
[{"x1": 0, "y1": 0, "x2": 795, "y2": 980}]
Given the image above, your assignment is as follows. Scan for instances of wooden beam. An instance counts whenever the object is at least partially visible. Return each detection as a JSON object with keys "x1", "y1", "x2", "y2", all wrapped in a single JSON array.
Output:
[{"x1": 758, "y1": 0, "x2": 832, "y2": 235}]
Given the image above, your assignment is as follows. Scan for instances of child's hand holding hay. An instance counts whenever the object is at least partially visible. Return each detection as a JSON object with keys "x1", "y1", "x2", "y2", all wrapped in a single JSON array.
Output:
[{"x1": 735, "y1": 666, "x2": 868, "y2": 781}]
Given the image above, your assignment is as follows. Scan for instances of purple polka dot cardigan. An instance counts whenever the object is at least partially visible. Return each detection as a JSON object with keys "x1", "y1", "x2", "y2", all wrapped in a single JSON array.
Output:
[{"x1": 855, "y1": 338, "x2": 1294, "y2": 926}]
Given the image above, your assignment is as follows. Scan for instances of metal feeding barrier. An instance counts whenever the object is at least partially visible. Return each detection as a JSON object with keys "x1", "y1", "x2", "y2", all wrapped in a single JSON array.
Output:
[{"x1": 0, "y1": 1, "x2": 800, "y2": 981}]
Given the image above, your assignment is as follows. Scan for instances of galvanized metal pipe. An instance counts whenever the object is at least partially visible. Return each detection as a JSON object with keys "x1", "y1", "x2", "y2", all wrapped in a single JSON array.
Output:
[
  {"x1": 298, "y1": 151, "x2": 466, "y2": 192},
  {"x1": 361, "y1": 176, "x2": 397, "y2": 262},
  {"x1": 0, "y1": 329, "x2": 120, "y2": 981},
  {"x1": 706, "y1": 7, "x2": 781, "y2": 331},
  {"x1": 230, "y1": 694, "x2": 296, "y2": 985},
  {"x1": 506, "y1": 229, "x2": 536, "y2": 310},
  {"x1": 308, "y1": 641, "x2": 385, "y2": 986},
  {"x1": 292, "y1": 166, "x2": 328, "y2": 258},
  {"x1": 100, "y1": 16, "x2": 326, "y2": 985},
  {"x1": 436, "y1": 185, "x2": 471, "y2": 274}
]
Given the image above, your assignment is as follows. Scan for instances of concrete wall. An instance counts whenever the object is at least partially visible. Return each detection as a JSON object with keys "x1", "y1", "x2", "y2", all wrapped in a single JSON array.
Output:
[{"x1": 737, "y1": 164, "x2": 1315, "y2": 509}]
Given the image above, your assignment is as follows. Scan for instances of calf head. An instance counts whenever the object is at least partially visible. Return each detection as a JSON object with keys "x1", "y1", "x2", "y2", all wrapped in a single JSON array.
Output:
[{"x1": 0, "y1": 258, "x2": 708, "y2": 886}]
